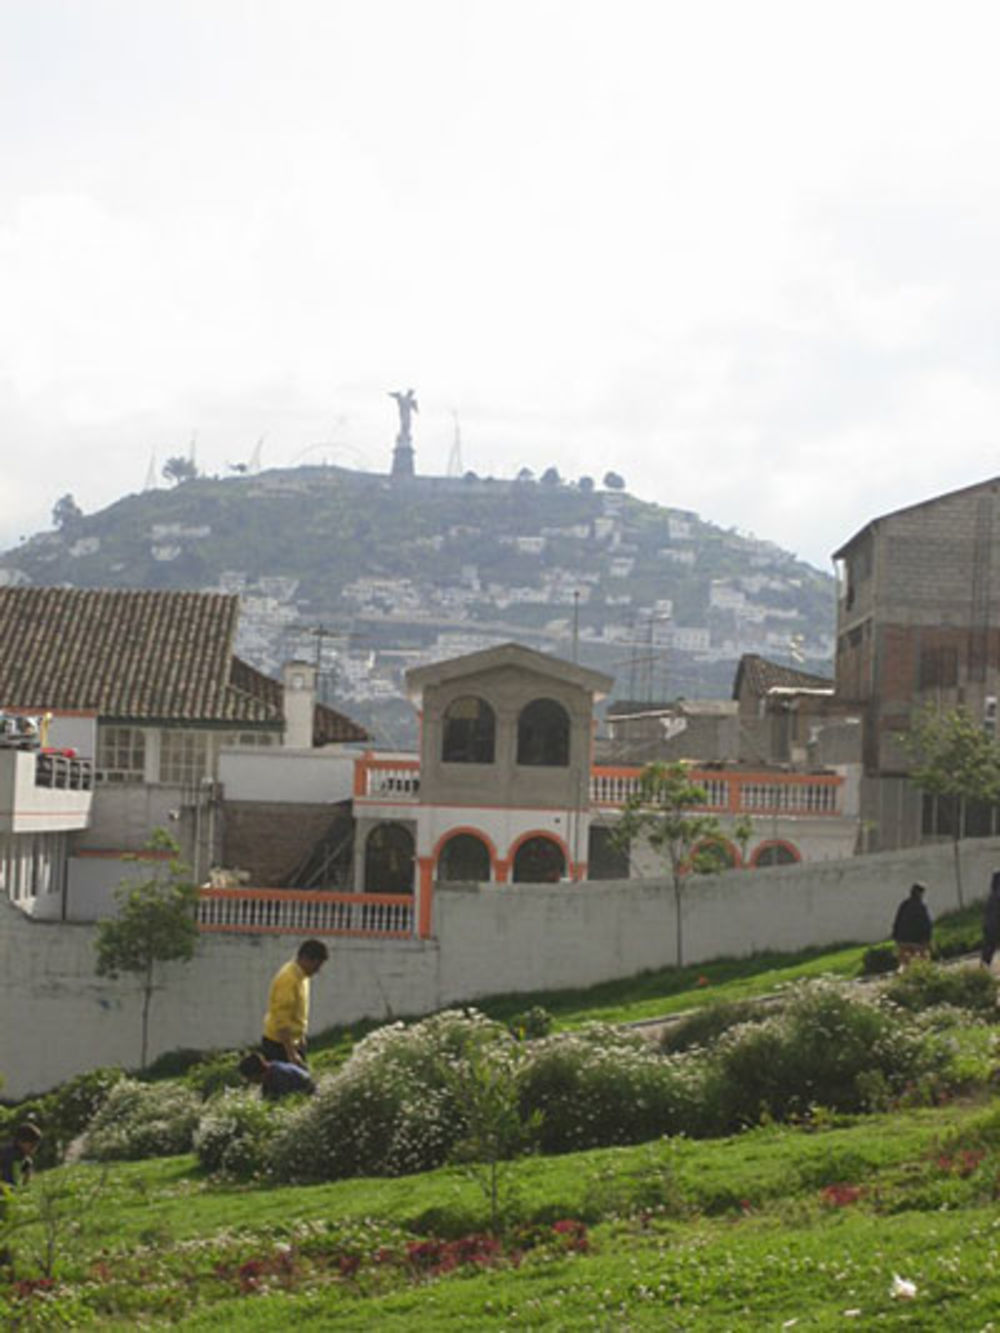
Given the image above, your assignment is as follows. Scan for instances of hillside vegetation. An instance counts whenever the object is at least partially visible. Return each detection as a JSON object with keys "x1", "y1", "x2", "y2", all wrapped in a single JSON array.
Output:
[
  {"x1": 3, "y1": 922, "x2": 1000, "y2": 1328},
  {"x1": 0, "y1": 467, "x2": 835, "y2": 741}
]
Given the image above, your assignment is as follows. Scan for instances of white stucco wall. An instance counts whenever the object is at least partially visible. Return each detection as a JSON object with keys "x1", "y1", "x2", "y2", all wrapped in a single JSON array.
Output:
[
  {"x1": 3, "y1": 836, "x2": 997, "y2": 1098},
  {"x1": 219, "y1": 748, "x2": 357, "y2": 804}
]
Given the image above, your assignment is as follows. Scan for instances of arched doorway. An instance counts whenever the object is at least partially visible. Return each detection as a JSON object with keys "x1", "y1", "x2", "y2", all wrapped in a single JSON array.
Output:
[
  {"x1": 438, "y1": 832, "x2": 491, "y2": 883},
  {"x1": 752, "y1": 841, "x2": 800, "y2": 868},
  {"x1": 512, "y1": 836, "x2": 566, "y2": 883},
  {"x1": 364, "y1": 823, "x2": 415, "y2": 894}
]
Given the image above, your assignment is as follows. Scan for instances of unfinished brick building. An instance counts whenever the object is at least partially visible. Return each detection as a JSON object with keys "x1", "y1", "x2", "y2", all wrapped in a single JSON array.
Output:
[{"x1": 834, "y1": 477, "x2": 1000, "y2": 850}]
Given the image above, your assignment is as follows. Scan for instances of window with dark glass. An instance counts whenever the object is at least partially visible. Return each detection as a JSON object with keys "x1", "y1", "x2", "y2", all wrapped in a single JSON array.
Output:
[
  {"x1": 512, "y1": 836, "x2": 565, "y2": 883},
  {"x1": 438, "y1": 833, "x2": 491, "y2": 883},
  {"x1": 516, "y1": 698, "x2": 570, "y2": 767},
  {"x1": 442, "y1": 695, "x2": 496, "y2": 764},
  {"x1": 364, "y1": 823, "x2": 415, "y2": 894},
  {"x1": 753, "y1": 842, "x2": 799, "y2": 868}
]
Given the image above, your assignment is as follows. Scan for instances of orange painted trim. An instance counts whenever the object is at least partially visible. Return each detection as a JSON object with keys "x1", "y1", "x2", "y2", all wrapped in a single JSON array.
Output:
[
  {"x1": 506, "y1": 828, "x2": 571, "y2": 874},
  {"x1": 495, "y1": 858, "x2": 511, "y2": 884},
  {"x1": 417, "y1": 856, "x2": 434, "y2": 939},
  {"x1": 199, "y1": 888, "x2": 414, "y2": 905},
  {"x1": 75, "y1": 848, "x2": 174, "y2": 861},
  {"x1": 750, "y1": 839, "x2": 802, "y2": 867},
  {"x1": 198, "y1": 925, "x2": 414, "y2": 939},
  {"x1": 429, "y1": 824, "x2": 499, "y2": 865}
]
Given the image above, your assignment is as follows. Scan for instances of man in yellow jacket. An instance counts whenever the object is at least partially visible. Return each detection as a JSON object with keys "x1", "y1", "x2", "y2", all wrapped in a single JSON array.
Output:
[{"x1": 261, "y1": 939, "x2": 329, "y2": 1067}]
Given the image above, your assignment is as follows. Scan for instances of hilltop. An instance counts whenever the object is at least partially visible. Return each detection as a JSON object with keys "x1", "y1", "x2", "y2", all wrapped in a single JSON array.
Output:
[{"x1": 0, "y1": 467, "x2": 835, "y2": 745}]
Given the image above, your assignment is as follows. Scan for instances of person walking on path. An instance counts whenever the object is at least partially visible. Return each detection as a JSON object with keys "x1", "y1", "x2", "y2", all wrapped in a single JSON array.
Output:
[
  {"x1": 261, "y1": 938, "x2": 329, "y2": 1067},
  {"x1": 892, "y1": 882, "x2": 933, "y2": 967},
  {"x1": 982, "y1": 871, "x2": 1000, "y2": 968}
]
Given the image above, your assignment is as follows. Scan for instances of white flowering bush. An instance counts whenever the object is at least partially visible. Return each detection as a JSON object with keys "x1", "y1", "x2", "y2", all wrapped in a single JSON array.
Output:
[
  {"x1": 701, "y1": 979, "x2": 947, "y2": 1132},
  {"x1": 268, "y1": 1009, "x2": 511, "y2": 1182},
  {"x1": 81, "y1": 1078, "x2": 200, "y2": 1160},
  {"x1": 194, "y1": 1089, "x2": 287, "y2": 1177},
  {"x1": 517, "y1": 1024, "x2": 711, "y2": 1152}
]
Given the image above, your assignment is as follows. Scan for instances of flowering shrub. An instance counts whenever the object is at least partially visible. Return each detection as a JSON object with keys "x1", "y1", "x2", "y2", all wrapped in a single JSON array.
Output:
[
  {"x1": 81, "y1": 1078, "x2": 200, "y2": 1160},
  {"x1": 701, "y1": 980, "x2": 946, "y2": 1131},
  {"x1": 883, "y1": 961, "x2": 998, "y2": 1015},
  {"x1": 267, "y1": 1010, "x2": 510, "y2": 1182},
  {"x1": 659, "y1": 999, "x2": 766, "y2": 1054},
  {"x1": 194, "y1": 1089, "x2": 287, "y2": 1177},
  {"x1": 516, "y1": 1024, "x2": 710, "y2": 1152}
]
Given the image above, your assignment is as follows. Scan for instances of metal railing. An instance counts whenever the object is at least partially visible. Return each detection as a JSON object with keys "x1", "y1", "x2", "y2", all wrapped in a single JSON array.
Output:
[
  {"x1": 197, "y1": 888, "x2": 415, "y2": 937},
  {"x1": 35, "y1": 753, "x2": 94, "y2": 792}
]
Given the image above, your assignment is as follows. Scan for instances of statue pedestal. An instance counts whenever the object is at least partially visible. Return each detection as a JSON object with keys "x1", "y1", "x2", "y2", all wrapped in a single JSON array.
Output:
[{"x1": 391, "y1": 439, "x2": 415, "y2": 478}]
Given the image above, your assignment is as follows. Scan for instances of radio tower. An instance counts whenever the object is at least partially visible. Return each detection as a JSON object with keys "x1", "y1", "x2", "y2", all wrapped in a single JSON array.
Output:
[{"x1": 143, "y1": 451, "x2": 157, "y2": 490}]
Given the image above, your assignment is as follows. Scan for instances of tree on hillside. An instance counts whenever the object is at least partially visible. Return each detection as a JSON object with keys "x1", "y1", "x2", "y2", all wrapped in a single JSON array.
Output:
[
  {"x1": 540, "y1": 466, "x2": 561, "y2": 486},
  {"x1": 94, "y1": 829, "x2": 200, "y2": 1068},
  {"x1": 603, "y1": 471, "x2": 625, "y2": 490},
  {"x1": 612, "y1": 761, "x2": 725, "y2": 966},
  {"x1": 51, "y1": 493, "x2": 83, "y2": 530},
  {"x1": 577, "y1": 475, "x2": 595, "y2": 494},
  {"x1": 905, "y1": 705, "x2": 1000, "y2": 908},
  {"x1": 516, "y1": 466, "x2": 534, "y2": 482},
  {"x1": 162, "y1": 456, "x2": 199, "y2": 485}
]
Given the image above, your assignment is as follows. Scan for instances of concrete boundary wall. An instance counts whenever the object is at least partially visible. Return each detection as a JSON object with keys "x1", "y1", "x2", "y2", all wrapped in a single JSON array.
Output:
[{"x1": 3, "y1": 837, "x2": 998, "y2": 1098}]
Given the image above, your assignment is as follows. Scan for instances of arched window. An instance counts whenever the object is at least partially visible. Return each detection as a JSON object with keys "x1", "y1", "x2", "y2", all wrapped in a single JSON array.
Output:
[
  {"x1": 364, "y1": 823, "x2": 415, "y2": 894},
  {"x1": 438, "y1": 832, "x2": 491, "y2": 883},
  {"x1": 442, "y1": 695, "x2": 496, "y2": 764},
  {"x1": 516, "y1": 698, "x2": 570, "y2": 767},
  {"x1": 752, "y1": 841, "x2": 800, "y2": 868},
  {"x1": 512, "y1": 836, "x2": 566, "y2": 883},
  {"x1": 691, "y1": 837, "x2": 738, "y2": 872}
]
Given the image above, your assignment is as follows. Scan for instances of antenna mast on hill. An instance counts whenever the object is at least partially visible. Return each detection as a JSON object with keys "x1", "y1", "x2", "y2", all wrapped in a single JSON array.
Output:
[
  {"x1": 249, "y1": 436, "x2": 264, "y2": 474},
  {"x1": 447, "y1": 411, "x2": 464, "y2": 477},
  {"x1": 143, "y1": 451, "x2": 158, "y2": 490}
]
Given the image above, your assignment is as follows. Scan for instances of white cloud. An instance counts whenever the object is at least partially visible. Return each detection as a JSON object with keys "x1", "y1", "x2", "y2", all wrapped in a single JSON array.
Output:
[{"x1": 2, "y1": 0, "x2": 1000, "y2": 564}]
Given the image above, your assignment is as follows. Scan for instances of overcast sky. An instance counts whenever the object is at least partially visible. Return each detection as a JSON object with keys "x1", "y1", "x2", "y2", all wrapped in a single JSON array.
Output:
[{"x1": 3, "y1": 1, "x2": 999, "y2": 570}]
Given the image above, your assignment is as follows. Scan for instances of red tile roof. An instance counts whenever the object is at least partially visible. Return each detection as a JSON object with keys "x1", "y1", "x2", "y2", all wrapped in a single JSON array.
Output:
[{"x1": 0, "y1": 587, "x2": 369, "y2": 740}]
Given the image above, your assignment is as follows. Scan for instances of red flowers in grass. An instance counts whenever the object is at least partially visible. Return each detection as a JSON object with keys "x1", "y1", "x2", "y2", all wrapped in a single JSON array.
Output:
[
  {"x1": 552, "y1": 1218, "x2": 590, "y2": 1252},
  {"x1": 935, "y1": 1148, "x2": 985, "y2": 1177},
  {"x1": 10, "y1": 1277, "x2": 55, "y2": 1300},
  {"x1": 820, "y1": 1183, "x2": 864, "y2": 1207},
  {"x1": 405, "y1": 1233, "x2": 503, "y2": 1276}
]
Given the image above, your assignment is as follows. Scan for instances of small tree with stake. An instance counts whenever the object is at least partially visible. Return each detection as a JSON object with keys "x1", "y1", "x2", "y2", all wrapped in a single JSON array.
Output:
[
  {"x1": 94, "y1": 829, "x2": 199, "y2": 1068},
  {"x1": 612, "y1": 761, "x2": 724, "y2": 967},
  {"x1": 905, "y1": 704, "x2": 1000, "y2": 909}
]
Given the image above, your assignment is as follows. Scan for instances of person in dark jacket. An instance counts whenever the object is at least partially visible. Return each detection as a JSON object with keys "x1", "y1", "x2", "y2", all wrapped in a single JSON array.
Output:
[
  {"x1": 892, "y1": 882, "x2": 933, "y2": 966},
  {"x1": 982, "y1": 871, "x2": 1000, "y2": 968},
  {"x1": 0, "y1": 1122, "x2": 41, "y2": 1188}
]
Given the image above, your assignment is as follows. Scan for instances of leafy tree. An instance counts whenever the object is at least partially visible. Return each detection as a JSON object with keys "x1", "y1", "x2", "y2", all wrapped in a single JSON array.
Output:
[
  {"x1": 603, "y1": 471, "x2": 625, "y2": 490},
  {"x1": 905, "y1": 705, "x2": 1000, "y2": 907},
  {"x1": 438, "y1": 1030, "x2": 541, "y2": 1235},
  {"x1": 516, "y1": 466, "x2": 534, "y2": 482},
  {"x1": 94, "y1": 829, "x2": 199, "y2": 1067},
  {"x1": 612, "y1": 761, "x2": 724, "y2": 966},
  {"x1": 51, "y1": 493, "x2": 83, "y2": 530},
  {"x1": 577, "y1": 475, "x2": 595, "y2": 494},
  {"x1": 540, "y1": 466, "x2": 561, "y2": 486},
  {"x1": 162, "y1": 456, "x2": 199, "y2": 485}
]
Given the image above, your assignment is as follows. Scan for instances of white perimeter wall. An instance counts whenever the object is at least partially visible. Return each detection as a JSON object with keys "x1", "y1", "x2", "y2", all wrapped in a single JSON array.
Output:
[{"x1": 3, "y1": 837, "x2": 998, "y2": 1098}]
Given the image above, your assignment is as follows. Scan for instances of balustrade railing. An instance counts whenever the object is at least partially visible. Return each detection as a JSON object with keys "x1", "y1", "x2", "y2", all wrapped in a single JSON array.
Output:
[
  {"x1": 35, "y1": 753, "x2": 94, "y2": 792},
  {"x1": 197, "y1": 888, "x2": 415, "y2": 937},
  {"x1": 353, "y1": 752, "x2": 843, "y2": 818}
]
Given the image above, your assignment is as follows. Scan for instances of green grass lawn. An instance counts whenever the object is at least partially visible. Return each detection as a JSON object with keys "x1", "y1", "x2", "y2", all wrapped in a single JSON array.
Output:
[{"x1": 5, "y1": 929, "x2": 1000, "y2": 1328}]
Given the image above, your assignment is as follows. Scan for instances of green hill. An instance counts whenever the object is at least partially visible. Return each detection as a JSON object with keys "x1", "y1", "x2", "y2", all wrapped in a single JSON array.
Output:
[{"x1": 0, "y1": 467, "x2": 836, "y2": 744}]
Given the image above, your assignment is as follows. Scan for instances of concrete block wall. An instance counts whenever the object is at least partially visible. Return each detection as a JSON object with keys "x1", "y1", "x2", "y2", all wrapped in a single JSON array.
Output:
[{"x1": 3, "y1": 836, "x2": 999, "y2": 1098}]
